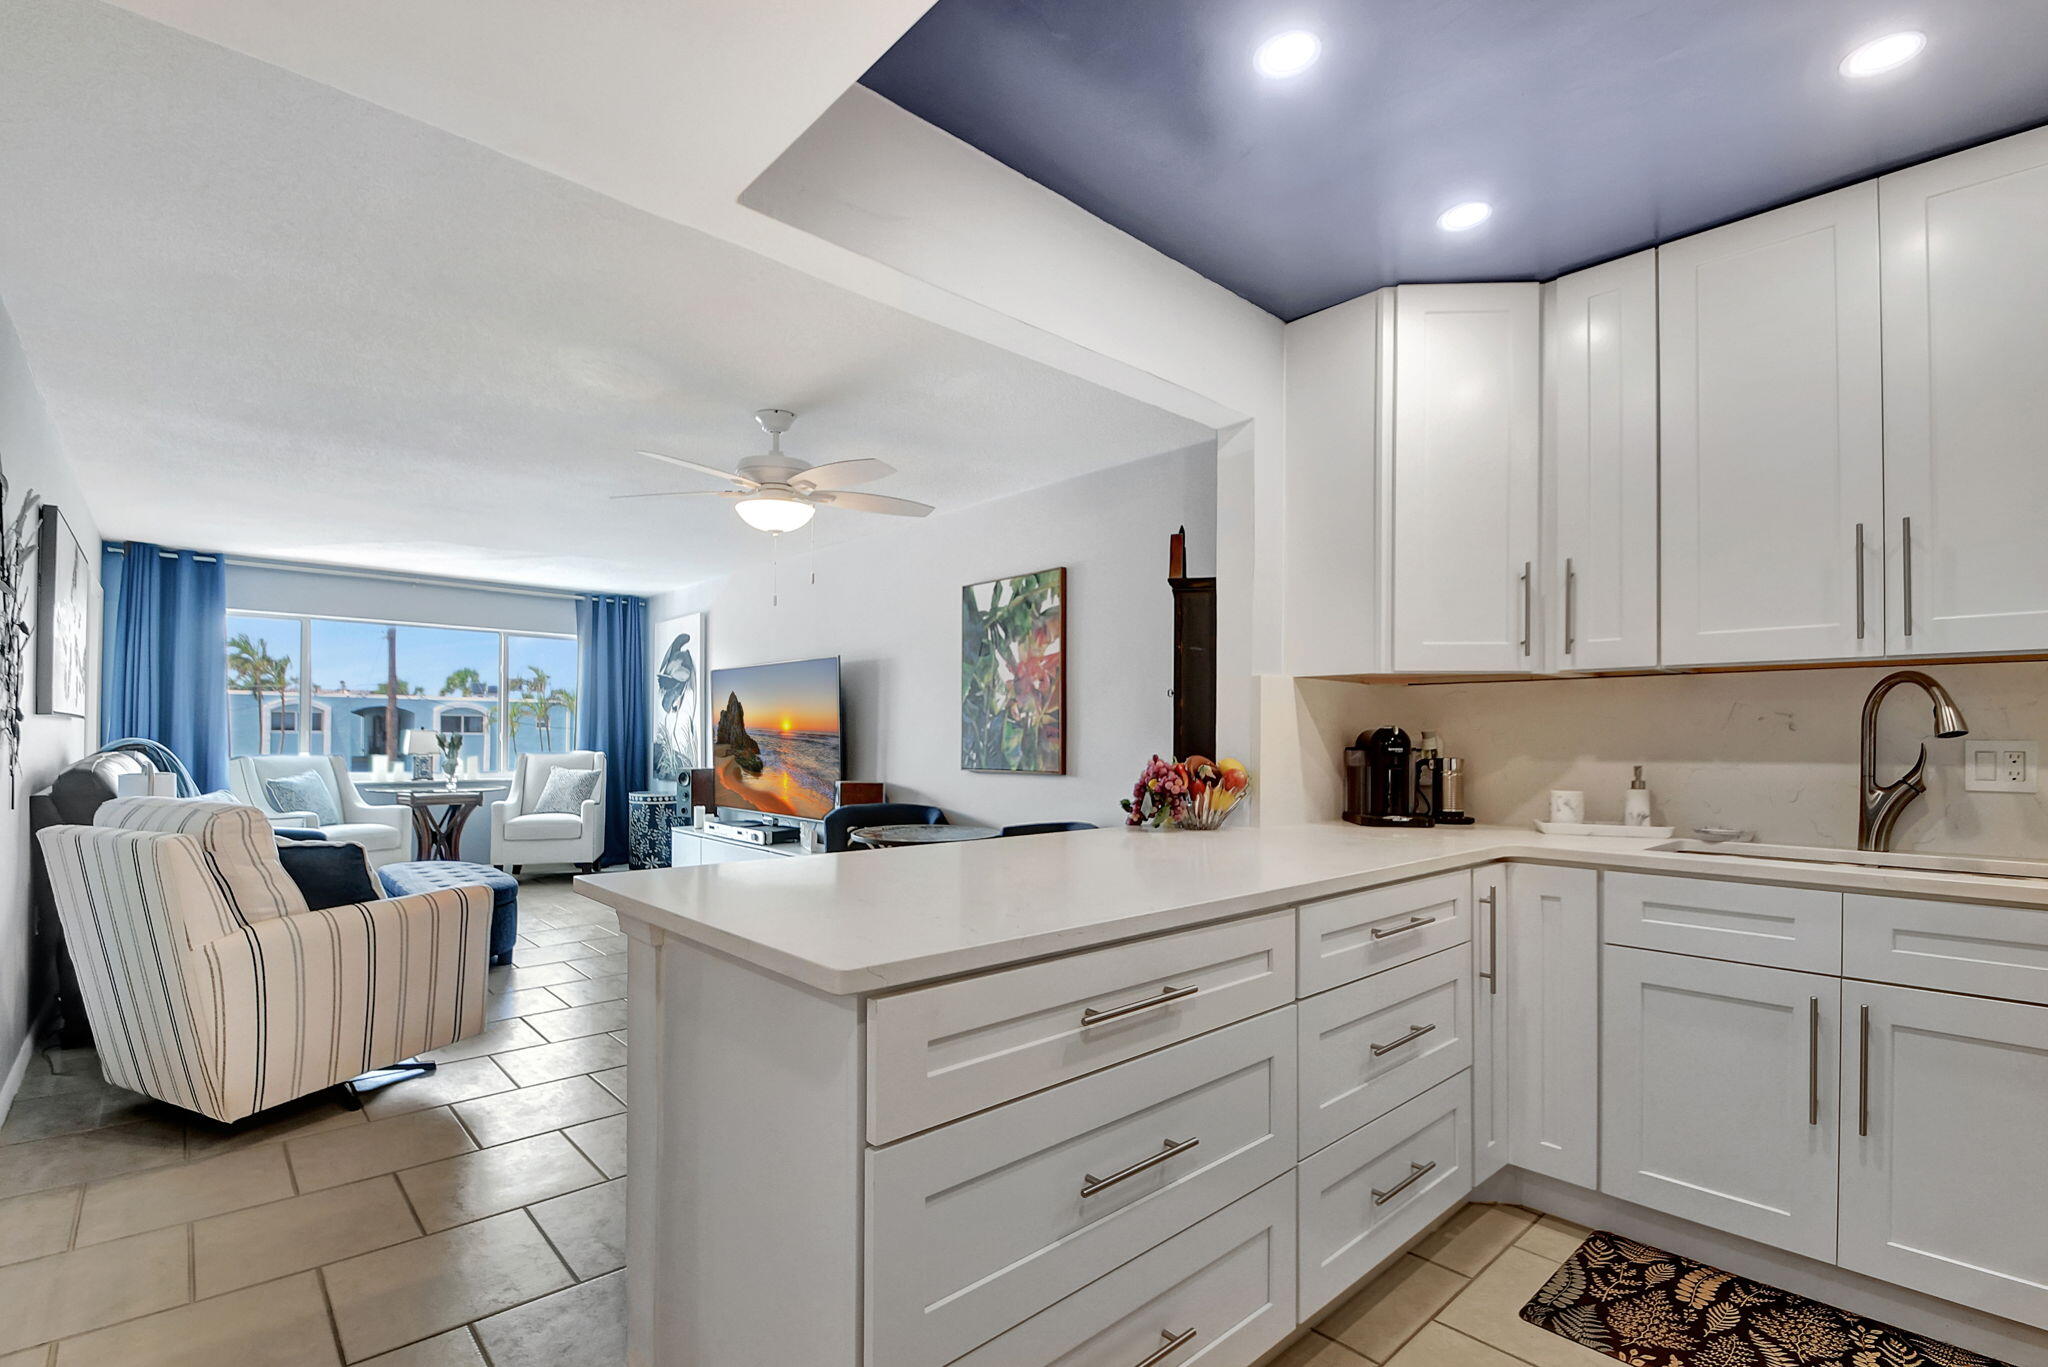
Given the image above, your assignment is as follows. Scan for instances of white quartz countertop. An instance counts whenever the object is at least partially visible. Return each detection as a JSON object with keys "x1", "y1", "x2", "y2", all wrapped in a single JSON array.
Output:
[{"x1": 573, "y1": 822, "x2": 2048, "y2": 996}]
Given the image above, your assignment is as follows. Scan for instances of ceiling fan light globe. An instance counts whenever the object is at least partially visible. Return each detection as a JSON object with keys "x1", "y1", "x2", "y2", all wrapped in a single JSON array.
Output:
[{"x1": 735, "y1": 493, "x2": 815, "y2": 533}]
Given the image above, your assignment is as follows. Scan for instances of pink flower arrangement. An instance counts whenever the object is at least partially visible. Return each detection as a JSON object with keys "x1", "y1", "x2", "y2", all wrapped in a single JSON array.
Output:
[{"x1": 1121, "y1": 754, "x2": 1252, "y2": 830}]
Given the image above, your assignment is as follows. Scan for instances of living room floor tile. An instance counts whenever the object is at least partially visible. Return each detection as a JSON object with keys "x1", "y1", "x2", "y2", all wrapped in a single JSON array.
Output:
[
  {"x1": 193, "y1": 1175, "x2": 420, "y2": 1299},
  {"x1": 397, "y1": 1132, "x2": 602, "y2": 1233},
  {"x1": 421, "y1": 1019, "x2": 545, "y2": 1065},
  {"x1": 539, "y1": 974, "x2": 624, "y2": 1009},
  {"x1": 322, "y1": 1211, "x2": 572, "y2": 1362},
  {"x1": 523, "y1": 1001, "x2": 626, "y2": 1043},
  {"x1": 471, "y1": 1270, "x2": 624, "y2": 1367},
  {"x1": 1412, "y1": 1203, "x2": 1535, "y2": 1278},
  {"x1": 183, "y1": 1095, "x2": 366, "y2": 1161},
  {"x1": 355, "y1": 1330, "x2": 485, "y2": 1367},
  {"x1": 360, "y1": 1058, "x2": 515, "y2": 1120},
  {"x1": 1514, "y1": 1214, "x2": 1593, "y2": 1263},
  {"x1": 485, "y1": 989, "x2": 565, "y2": 1023},
  {"x1": 74, "y1": 1143, "x2": 293, "y2": 1245},
  {"x1": 286, "y1": 1107, "x2": 474, "y2": 1193},
  {"x1": 0, "y1": 1122, "x2": 187, "y2": 1200},
  {"x1": 1435, "y1": 1246, "x2": 1602, "y2": 1367},
  {"x1": 562, "y1": 1114, "x2": 625, "y2": 1178},
  {"x1": 0, "y1": 1187, "x2": 80, "y2": 1268},
  {"x1": 51, "y1": 1271, "x2": 338, "y2": 1367},
  {"x1": 1383, "y1": 1323, "x2": 1531, "y2": 1367},
  {"x1": 591, "y1": 1067, "x2": 627, "y2": 1104},
  {"x1": 528, "y1": 1178, "x2": 625, "y2": 1280},
  {"x1": 451, "y1": 1076, "x2": 621, "y2": 1149},
  {"x1": 1272, "y1": 1333, "x2": 1373, "y2": 1367},
  {"x1": 1317, "y1": 1254, "x2": 1469, "y2": 1363},
  {"x1": 492, "y1": 1036, "x2": 626, "y2": 1088},
  {"x1": 485, "y1": 963, "x2": 582, "y2": 994},
  {"x1": 0, "y1": 1226, "x2": 189, "y2": 1354}
]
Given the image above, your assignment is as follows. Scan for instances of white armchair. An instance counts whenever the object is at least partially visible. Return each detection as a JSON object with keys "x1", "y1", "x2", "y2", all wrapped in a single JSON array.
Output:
[
  {"x1": 229, "y1": 754, "x2": 410, "y2": 868},
  {"x1": 491, "y1": 751, "x2": 606, "y2": 873},
  {"x1": 37, "y1": 799, "x2": 489, "y2": 1124}
]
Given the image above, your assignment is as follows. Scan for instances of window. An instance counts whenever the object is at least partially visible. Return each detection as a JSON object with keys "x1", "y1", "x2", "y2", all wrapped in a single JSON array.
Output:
[{"x1": 226, "y1": 611, "x2": 576, "y2": 774}]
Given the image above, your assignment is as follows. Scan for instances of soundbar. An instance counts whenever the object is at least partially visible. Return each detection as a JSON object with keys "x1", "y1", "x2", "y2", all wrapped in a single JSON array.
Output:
[{"x1": 700, "y1": 819, "x2": 801, "y2": 847}]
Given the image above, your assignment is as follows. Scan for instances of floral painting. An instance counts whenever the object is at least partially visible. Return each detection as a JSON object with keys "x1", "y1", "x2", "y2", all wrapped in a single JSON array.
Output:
[{"x1": 961, "y1": 567, "x2": 1065, "y2": 774}]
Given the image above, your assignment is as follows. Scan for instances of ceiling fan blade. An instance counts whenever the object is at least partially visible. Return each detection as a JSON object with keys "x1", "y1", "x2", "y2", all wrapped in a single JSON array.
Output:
[
  {"x1": 792, "y1": 457, "x2": 896, "y2": 492},
  {"x1": 609, "y1": 489, "x2": 744, "y2": 501},
  {"x1": 635, "y1": 450, "x2": 757, "y2": 488},
  {"x1": 812, "y1": 490, "x2": 935, "y2": 518}
]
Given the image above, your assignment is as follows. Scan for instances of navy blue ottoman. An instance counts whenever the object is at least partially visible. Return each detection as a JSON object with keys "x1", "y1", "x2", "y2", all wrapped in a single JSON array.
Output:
[{"x1": 379, "y1": 861, "x2": 520, "y2": 966}]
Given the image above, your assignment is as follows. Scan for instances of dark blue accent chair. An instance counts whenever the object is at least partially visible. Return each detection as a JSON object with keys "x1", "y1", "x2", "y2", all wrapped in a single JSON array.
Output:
[
  {"x1": 823, "y1": 803, "x2": 944, "y2": 853},
  {"x1": 999, "y1": 821, "x2": 1098, "y2": 837}
]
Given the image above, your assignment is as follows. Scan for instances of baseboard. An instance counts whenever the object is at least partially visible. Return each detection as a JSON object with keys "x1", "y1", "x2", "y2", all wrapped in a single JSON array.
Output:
[
  {"x1": 0, "y1": 1026, "x2": 37, "y2": 1133},
  {"x1": 1491, "y1": 1169, "x2": 2048, "y2": 1366}
]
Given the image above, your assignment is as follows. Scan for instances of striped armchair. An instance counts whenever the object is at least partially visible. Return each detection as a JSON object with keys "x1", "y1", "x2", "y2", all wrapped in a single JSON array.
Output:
[{"x1": 36, "y1": 798, "x2": 490, "y2": 1124}]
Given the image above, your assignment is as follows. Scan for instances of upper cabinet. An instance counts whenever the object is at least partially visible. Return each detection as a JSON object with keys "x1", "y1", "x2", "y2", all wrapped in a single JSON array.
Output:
[
  {"x1": 1390, "y1": 284, "x2": 1542, "y2": 674},
  {"x1": 1545, "y1": 252, "x2": 1659, "y2": 672},
  {"x1": 1880, "y1": 126, "x2": 2048, "y2": 657},
  {"x1": 1658, "y1": 185, "x2": 1885, "y2": 667}
]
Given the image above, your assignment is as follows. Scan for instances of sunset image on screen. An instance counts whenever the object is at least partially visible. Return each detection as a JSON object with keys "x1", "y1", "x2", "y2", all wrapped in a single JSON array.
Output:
[{"x1": 708, "y1": 657, "x2": 843, "y2": 819}]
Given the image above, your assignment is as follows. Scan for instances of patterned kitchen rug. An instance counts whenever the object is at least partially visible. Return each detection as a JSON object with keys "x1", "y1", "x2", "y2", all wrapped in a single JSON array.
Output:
[{"x1": 1519, "y1": 1230, "x2": 2015, "y2": 1367}]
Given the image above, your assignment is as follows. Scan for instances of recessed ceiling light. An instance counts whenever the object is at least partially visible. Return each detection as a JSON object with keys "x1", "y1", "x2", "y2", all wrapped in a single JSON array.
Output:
[
  {"x1": 1840, "y1": 30, "x2": 1926, "y2": 78},
  {"x1": 1254, "y1": 30, "x2": 1322, "y2": 78},
  {"x1": 1437, "y1": 201, "x2": 1493, "y2": 232}
]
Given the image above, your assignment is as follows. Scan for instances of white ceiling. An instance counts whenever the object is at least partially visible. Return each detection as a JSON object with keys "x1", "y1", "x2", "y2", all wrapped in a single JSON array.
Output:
[{"x1": 0, "y1": 0, "x2": 1211, "y2": 593}]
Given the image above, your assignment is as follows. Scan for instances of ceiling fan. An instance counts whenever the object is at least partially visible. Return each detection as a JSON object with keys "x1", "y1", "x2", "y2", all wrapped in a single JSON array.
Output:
[{"x1": 615, "y1": 409, "x2": 935, "y2": 534}]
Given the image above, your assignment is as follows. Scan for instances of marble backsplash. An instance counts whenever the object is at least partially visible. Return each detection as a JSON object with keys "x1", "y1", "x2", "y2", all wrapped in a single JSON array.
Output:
[{"x1": 1289, "y1": 660, "x2": 2048, "y2": 857}]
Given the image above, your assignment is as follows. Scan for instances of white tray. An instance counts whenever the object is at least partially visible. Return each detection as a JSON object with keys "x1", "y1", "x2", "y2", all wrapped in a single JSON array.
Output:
[{"x1": 1534, "y1": 820, "x2": 1675, "y2": 839}]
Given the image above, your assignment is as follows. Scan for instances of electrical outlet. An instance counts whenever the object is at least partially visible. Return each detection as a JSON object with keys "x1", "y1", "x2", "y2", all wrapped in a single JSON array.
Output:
[{"x1": 1963, "y1": 740, "x2": 2040, "y2": 793}]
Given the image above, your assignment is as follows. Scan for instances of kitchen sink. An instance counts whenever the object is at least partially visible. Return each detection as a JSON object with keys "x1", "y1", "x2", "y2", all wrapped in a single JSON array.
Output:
[{"x1": 1649, "y1": 840, "x2": 2048, "y2": 882}]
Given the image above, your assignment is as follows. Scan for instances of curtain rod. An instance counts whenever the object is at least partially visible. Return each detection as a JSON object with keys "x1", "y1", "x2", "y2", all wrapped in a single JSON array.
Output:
[{"x1": 105, "y1": 545, "x2": 603, "y2": 602}]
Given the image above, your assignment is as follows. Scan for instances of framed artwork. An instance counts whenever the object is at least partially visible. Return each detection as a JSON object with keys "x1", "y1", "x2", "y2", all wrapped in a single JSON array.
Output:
[
  {"x1": 961, "y1": 566, "x2": 1066, "y2": 774},
  {"x1": 34, "y1": 504, "x2": 89, "y2": 717},
  {"x1": 650, "y1": 612, "x2": 706, "y2": 793}
]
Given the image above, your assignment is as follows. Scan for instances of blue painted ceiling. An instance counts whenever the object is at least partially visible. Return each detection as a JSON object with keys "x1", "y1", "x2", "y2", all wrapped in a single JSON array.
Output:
[{"x1": 862, "y1": 1, "x2": 2048, "y2": 319}]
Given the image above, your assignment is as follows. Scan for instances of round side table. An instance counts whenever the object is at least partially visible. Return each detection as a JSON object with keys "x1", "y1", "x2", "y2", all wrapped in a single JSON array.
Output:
[{"x1": 628, "y1": 791, "x2": 680, "y2": 869}]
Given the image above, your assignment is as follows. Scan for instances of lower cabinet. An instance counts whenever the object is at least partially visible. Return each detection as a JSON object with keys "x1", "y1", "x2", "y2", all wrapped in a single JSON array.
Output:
[
  {"x1": 1504, "y1": 864, "x2": 1599, "y2": 1187},
  {"x1": 1600, "y1": 947, "x2": 1840, "y2": 1262},
  {"x1": 1839, "y1": 982, "x2": 2048, "y2": 1327},
  {"x1": 1471, "y1": 873, "x2": 1510, "y2": 1184}
]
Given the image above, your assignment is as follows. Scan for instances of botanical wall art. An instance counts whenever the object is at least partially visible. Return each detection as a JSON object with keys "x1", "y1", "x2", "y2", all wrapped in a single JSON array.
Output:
[
  {"x1": 650, "y1": 611, "x2": 705, "y2": 794},
  {"x1": 35, "y1": 504, "x2": 89, "y2": 717},
  {"x1": 0, "y1": 470, "x2": 41, "y2": 805},
  {"x1": 961, "y1": 566, "x2": 1065, "y2": 774}
]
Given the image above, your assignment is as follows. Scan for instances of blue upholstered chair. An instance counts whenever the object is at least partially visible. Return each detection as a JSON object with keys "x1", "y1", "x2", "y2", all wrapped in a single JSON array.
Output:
[
  {"x1": 999, "y1": 821, "x2": 1098, "y2": 837},
  {"x1": 822, "y1": 803, "x2": 944, "y2": 853}
]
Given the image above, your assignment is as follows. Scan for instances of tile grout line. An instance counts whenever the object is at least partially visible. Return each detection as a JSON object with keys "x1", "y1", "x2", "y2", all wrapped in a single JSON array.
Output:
[
  {"x1": 314, "y1": 1264, "x2": 352, "y2": 1365},
  {"x1": 1434, "y1": 1319, "x2": 1548, "y2": 1367}
]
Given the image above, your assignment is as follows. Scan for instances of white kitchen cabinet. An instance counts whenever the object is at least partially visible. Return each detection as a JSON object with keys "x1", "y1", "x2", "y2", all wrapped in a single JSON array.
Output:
[
  {"x1": 1839, "y1": 982, "x2": 2048, "y2": 1327},
  {"x1": 1881, "y1": 125, "x2": 2048, "y2": 656},
  {"x1": 1391, "y1": 283, "x2": 1542, "y2": 674},
  {"x1": 1545, "y1": 251, "x2": 1659, "y2": 671},
  {"x1": 1470, "y1": 874, "x2": 1509, "y2": 1184},
  {"x1": 1601, "y1": 947, "x2": 1840, "y2": 1261},
  {"x1": 1658, "y1": 185, "x2": 1884, "y2": 667},
  {"x1": 1505, "y1": 865, "x2": 1599, "y2": 1188}
]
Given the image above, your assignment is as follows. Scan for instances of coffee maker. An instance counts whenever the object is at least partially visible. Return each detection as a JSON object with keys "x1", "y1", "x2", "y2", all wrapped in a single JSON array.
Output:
[
  {"x1": 1343, "y1": 727, "x2": 1435, "y2": 827},
  {"x1": 1413, "y1": 732, "x2": 1474, "y2": 825}
]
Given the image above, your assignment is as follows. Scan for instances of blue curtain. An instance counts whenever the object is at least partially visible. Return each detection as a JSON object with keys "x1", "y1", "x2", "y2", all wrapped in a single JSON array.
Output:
[
  {"x1": 100, "y1": 541, "x2": 229, "y2": 792},
  {"x1": 575, "y1": 593, "x2": 649, "y2": 867}
]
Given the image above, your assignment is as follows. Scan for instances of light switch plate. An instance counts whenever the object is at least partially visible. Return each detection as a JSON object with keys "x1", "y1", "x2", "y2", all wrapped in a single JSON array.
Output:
[{"x1": 1963, "y1": 740, "x2": 2039, "y2": 793}]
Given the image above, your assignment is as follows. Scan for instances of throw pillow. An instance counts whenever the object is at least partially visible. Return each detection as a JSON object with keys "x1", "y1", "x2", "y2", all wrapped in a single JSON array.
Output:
[
  {"x1": 275, "y1": 840, "x2": 380, "y2": 911},
  {"x1": 534, "y1": 765, "x2": 601, "y2": 815},
  {"x1": 263, "y1": 771, "x2": 341, "y2": 826}
]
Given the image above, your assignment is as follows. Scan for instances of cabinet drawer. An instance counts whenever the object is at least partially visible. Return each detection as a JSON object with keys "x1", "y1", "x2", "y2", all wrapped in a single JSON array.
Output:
[
  {"x1": 866, "y1": 1010, "x2": 1298, "y2": 1367},
  {"x1": 1844, "y1": 894, "x2": 2048, "y2": 1005},
  {"x1": 1299, "y1": 943, "x2": 1473, "y2": 1157},
  {"x1": 1299, "y1": 872, "x2": 1472, "y2": 996},
  {"x1": 950, "y1": 1174, "x2": 1297, "y2": 1367},
  {"x1": 868, "y1": 911, "x2": 1294, "y2": 1143},
  {"x1": 1297, "y1": 1070, "x2": 1472, "y2": 1318},
  {"x1": 1603, "y1": 872, "x2": 1841, "y2": 972}
]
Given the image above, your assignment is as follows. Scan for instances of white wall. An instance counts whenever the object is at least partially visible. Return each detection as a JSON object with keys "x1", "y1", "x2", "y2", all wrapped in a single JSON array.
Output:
[
  {"x1": 0, "y1": 298, "x2": 103, "y2": 1112},
  {"x1": 1288, "y1": 662, "x2": 2048, "y2": 856},
  {"x1": 651, "y1": 444, "x2": 1217, "y2": 829}
]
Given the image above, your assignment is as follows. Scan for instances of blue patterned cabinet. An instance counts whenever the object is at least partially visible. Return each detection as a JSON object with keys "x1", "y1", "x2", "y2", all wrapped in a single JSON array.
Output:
[{"x1": 626, "y1": 791, "x2": 678, "y2": 870}]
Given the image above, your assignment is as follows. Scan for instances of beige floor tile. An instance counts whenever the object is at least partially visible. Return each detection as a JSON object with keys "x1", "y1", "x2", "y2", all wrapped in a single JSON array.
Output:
[
  {"x1": 536, "y1": 974, "x2": 625, "y2": 1009},
  {"x1": 0, "y1": 1346, "x2": 51, "y2": 1367},
  {"x1": 0, "y1": 1226, "x2": 189, "y2": 1354},
  {"x1": 423, "y1": 1019, "x2": 545, "y2": 1065},
  {"x1": 193, "y1": 1175, "x2": 420, "y2": 1299},
  {"x1": 52, "y1": 1270, "x2": 338, "y2": 1367},
  {"x1": 524, "y1": 1001, "x2": 627, "y2": 1043},
  {"x1": 0, "y1": 1090, "x2": 116, "y2": 1147},
  {"x1": 493, "y1": 1036, "x2": 626, "y2": 1088},
  {"x1": 322, "y1": 1211, "x2": 572, "y2": 1361},
  {"x1": 532, "y1": 903, "x2": 613, "y2": 929},
  {"x1": 591, "y1": 1068, "x2": 627, "y2": 1104},
  {"x1": 0, "y1": 1188, "x2": 79, "y2": 1268},
  {"x1": 508, "y1": 941, "x2": 609, "y2": 967},
  {"x1": 451, "y1": 1076, "x2": 622, "y2": 1149},
  {"x1": 1437, "y1": 1246, "x2": 1605, "y2": 1367},
  {"x1": 528, "y1": 1178, "x2": 624, "y2": 1279},
  {"x1": 356, "y1": 1329, "x2": 485, "y2": 1367},
  {"x1": 0, "y1": 1122, "x2": 187, "y2": 1200},
  {"x1": 361, "y1": 1058, "x2": 516, "y2": 1120},
  {"x1": 608, "y1": 1031, "x2": 628, "y2": 1046},
  {"x1": 398, "y1": 1133, "x2": 603, "y2": 1232},
  {"x1": 1514, "y1": 1214, "x2": 1593, "y2": 1264},
  {"x1": 1413, "y1": 1204, "x2": 1537, "y2": 1277},
  {"x1": 287, "y1": 1107, "x2": 474, "y2": 1193},
  {"x1": 472, "y1": 1270, "x2": 623, "y2": 1367},
  {"x1": 563, "y1": 1114, "x2": 625, "y2": 1178},
  {"x1": 1317, "y1": 1254, "x2": 1468, "y2": 1363},
  {"x1": 485, "y1": 989, "x2": 565, "y2": 1023},
  {"x1": 75, "y1": 1143, "x2": 294, "y2": 1246},
  {"x1": 1271, "y1": 1334, "x2": 1373, "y2": 1367},
  {"x1": 518, "y1": 924, "x2": 609, "y2": 947},
  {"x1": 485, "y1": 963, "x2": 583, "y2": 994},
  {"x1": 184, "y1": 1095, "x2": 366, "y2": 1161},
  {"x1": 575, "y1": 932, "x2": 627, "y2": 956},
  {"x1": 1382, "y1": 1323, "x2": 1530, "y2": 1367},
  {"x1": 566, "y1": 956, "x2": 623, "y2": 981}
]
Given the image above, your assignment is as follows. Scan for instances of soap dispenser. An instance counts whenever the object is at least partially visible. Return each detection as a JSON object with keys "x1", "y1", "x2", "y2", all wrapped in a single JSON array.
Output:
[{"x1": 1623, "y1": 766, "x2": 1653, "y2": 827}]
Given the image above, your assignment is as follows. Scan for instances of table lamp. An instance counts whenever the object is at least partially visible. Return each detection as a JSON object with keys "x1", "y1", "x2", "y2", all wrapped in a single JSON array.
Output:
[{"x1": 402, "y1": 729, "x2": 440, "y2": 782}]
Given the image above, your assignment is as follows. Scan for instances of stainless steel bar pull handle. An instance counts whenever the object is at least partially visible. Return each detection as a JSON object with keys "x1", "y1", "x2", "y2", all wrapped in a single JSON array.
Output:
[
  {"x1": 1564, "y1": 558, "x2": 1577, "y2": 655},
  {"x1": 1371, "y1": 1023, "x2": 1438, "y2": 1056},
  {"x1": 1854, "y1": 523, "x2": 1866, "y2": 641},
  {"x1": 1133, "y1": 1328, "x2": 1199, "y2": 1367},
  {"x1": 1520, "y1": 562, "x2": 1533, "y2": 656},
  {"x1": 1370, "y1": 915, "x2": 1437, "y2": 940},
  {"x1": 1901, "y1": 517, "x2": 1914, "y2": 637},
  {"x1": 1081, "y1": 1136, "x2": 1200, "y2": 1199},
  {"x1": 1808, "y1": 996, "x2": 1821, "y2": 1126},
  {"x1": 1372, "y1": 1160, "x2": 1437, "y2": 1205},
  {"x1": 1476, "y1": 886, "x2": 1499, "y2": 995},
  {"x1": 1081, "y1": 983, "x2": 1199, "y2": 1027},
  {"x1": 1858, "y1": 1003, "x2": 1872, "y2": 1138}
]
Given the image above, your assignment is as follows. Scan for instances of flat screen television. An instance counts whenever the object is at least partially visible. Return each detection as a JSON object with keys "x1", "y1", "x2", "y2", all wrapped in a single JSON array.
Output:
[{"x1": 707, "y1": 655, "x2": 844, "y2": 820}]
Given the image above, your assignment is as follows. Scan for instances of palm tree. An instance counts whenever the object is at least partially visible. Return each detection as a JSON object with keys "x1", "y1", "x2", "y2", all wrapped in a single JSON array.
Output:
[
  {"x1": 543, "y1": 686, "x2": 578, "y2": 747},
  {"x1": 442, "y1": 666, "x2": 486, "y2": 697},
  {"x1": 227, "y1": 633, "x2": 292, "y2": 754}
]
